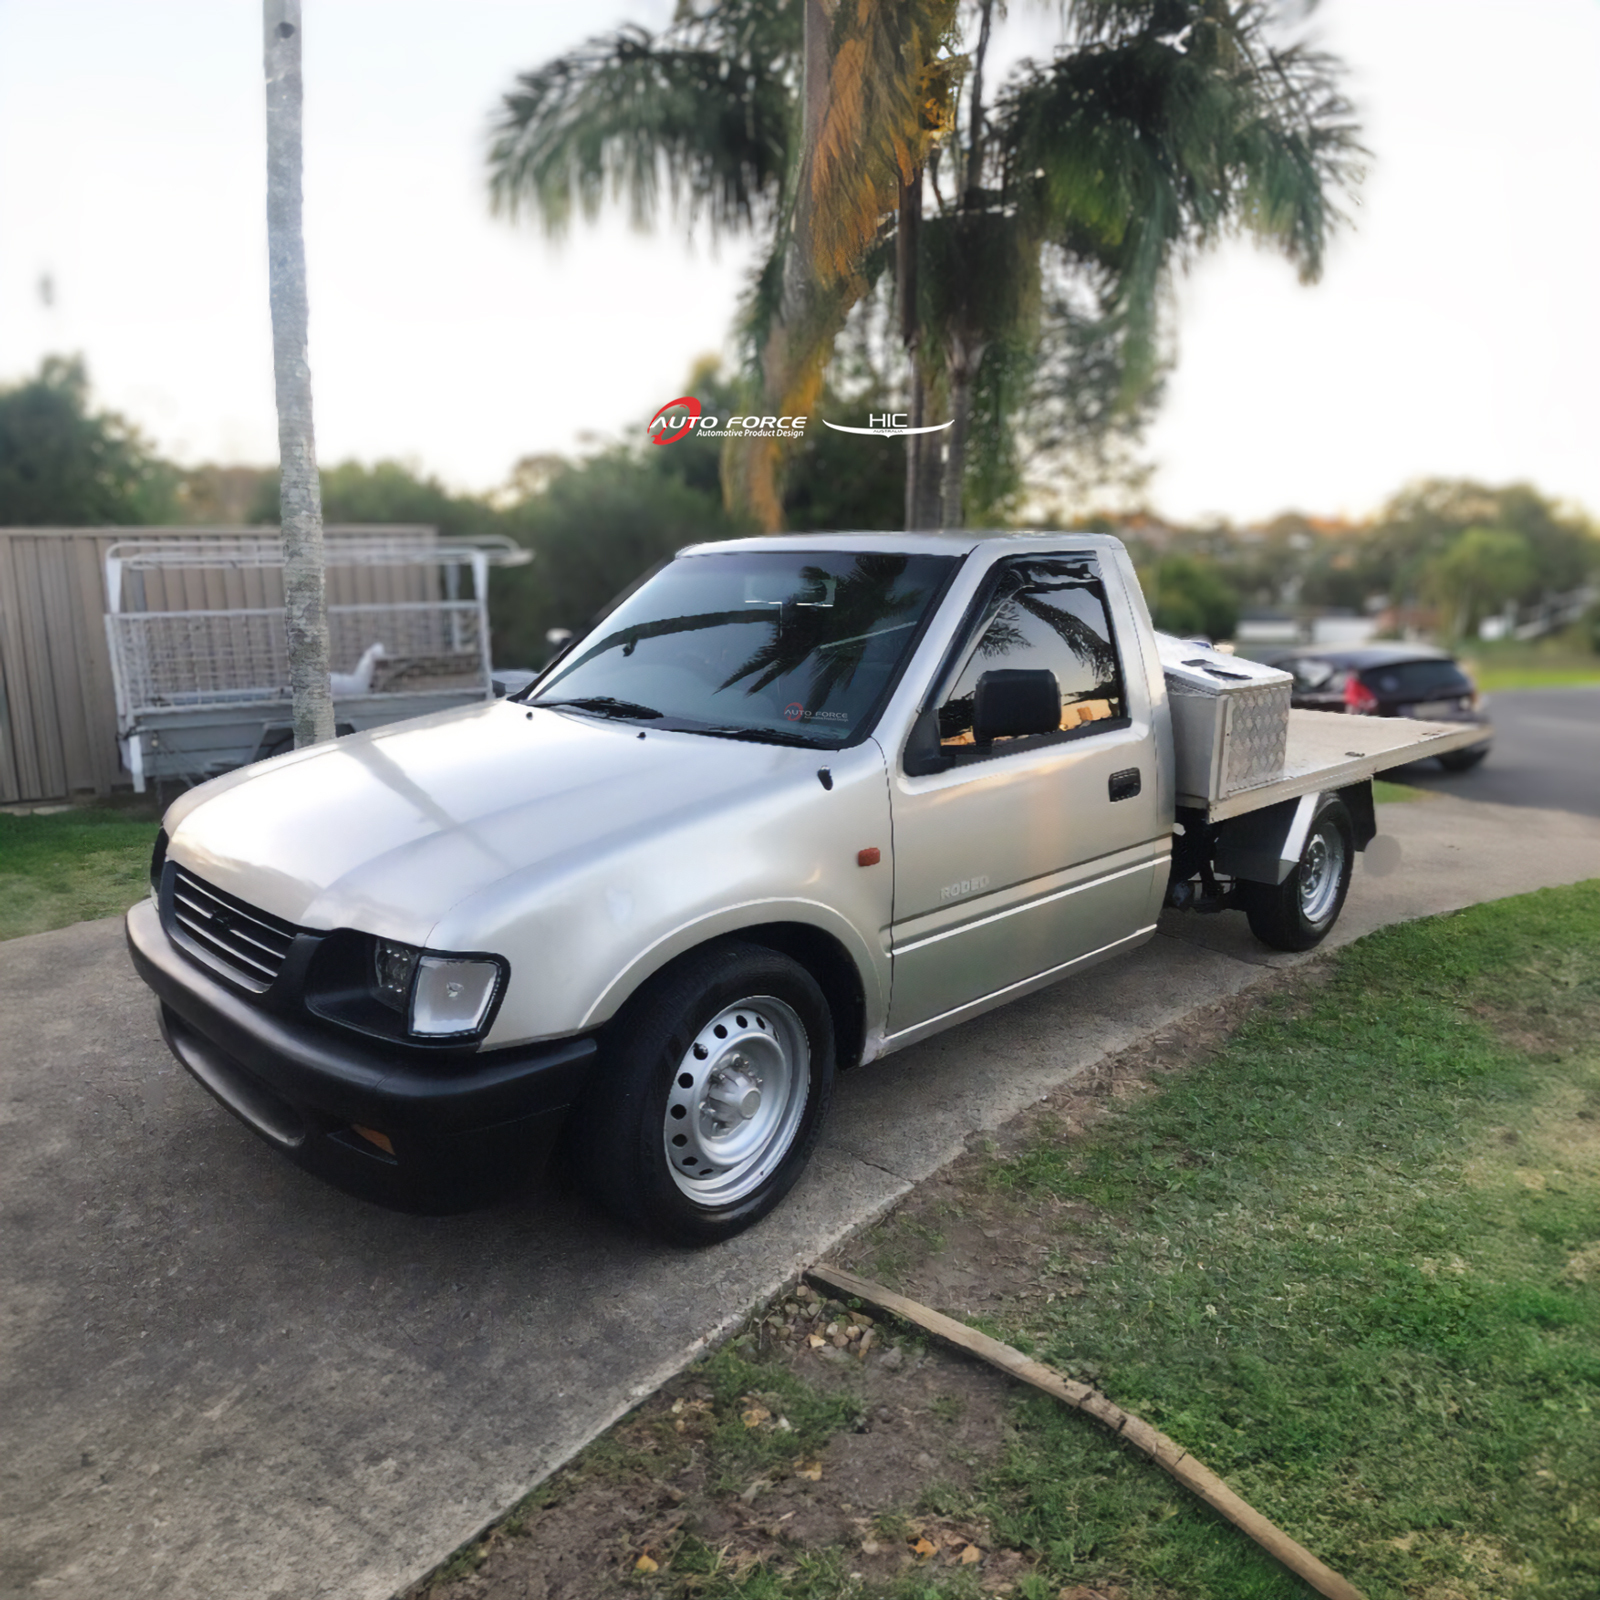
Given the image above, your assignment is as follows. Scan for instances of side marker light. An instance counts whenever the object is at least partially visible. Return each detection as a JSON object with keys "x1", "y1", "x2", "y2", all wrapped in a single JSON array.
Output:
[{"x1": 857, "y1": 847, "x2": 881, "y2": 867}]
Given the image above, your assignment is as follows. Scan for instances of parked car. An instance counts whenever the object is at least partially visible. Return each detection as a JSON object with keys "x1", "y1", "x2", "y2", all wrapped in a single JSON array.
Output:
[{"x1": 1244, "y1": 645, "x2": 1492, "y2": 772}]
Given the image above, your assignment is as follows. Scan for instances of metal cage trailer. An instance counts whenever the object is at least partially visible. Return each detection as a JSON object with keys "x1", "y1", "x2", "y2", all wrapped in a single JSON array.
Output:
[{"x1": 103, "y1": 530, "x2": 529, "y2": 791}]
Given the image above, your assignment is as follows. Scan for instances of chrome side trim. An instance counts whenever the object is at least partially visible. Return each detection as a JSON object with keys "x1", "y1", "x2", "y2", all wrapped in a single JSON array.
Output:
[
  {"x1": 892, "y1": 856, "x2": 1168, "y2": 956},
  {"x1": 879, "y1": 921, "x2": 1159, "y2": 1057}
]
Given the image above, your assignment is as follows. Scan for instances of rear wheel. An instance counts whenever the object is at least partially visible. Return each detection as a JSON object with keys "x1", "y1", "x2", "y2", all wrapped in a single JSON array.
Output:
[
  {"x1": 1437, "y1": 745, "x2": 1489, "y2": 772},
  {"x1": 1239, "y1": 795, "x2": 1355, "y2": 952},
  {"x1": 570, "y1": 941, "x2": 835, "y2": 1245}
]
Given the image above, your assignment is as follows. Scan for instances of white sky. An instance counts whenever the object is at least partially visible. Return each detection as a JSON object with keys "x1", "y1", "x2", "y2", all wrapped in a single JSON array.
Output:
[{"x1": 2, "y1": 0, "x2": 1597, "y2": 525}]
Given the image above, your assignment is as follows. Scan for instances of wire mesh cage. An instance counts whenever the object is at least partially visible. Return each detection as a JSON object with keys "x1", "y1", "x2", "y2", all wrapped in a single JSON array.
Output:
[
  {"x1": 108, "y1": 603, "x2": 487, "y2": 716},
  {"x1": 99, "y1": 528, "x2": 530, "y2": 790}
]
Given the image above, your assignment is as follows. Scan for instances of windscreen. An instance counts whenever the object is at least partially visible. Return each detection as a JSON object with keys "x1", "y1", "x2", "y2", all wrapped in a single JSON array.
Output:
[{"x1": 531, "y1": 550, "x2": 956, "y2": 746}]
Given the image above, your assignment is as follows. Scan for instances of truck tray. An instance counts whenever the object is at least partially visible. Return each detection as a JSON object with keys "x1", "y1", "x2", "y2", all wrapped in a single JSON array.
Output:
[{"x1": 1198, "y1": 709, "x2": 1486, "y2": 822}]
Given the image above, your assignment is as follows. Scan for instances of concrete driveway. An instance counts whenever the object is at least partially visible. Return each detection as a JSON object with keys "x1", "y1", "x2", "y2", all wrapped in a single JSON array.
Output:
[{"x1": 3, "y1": 792, "x2": 1599, "y2": 1600}]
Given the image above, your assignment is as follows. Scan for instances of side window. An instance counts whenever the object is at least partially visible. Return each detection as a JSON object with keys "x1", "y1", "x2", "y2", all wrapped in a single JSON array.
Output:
[
  {"x1": 1287, "y1": 657, "x2": 1335, "y2": 692},
  {"x1": 937, "y1": 556, "x2": 1127, "y2": 752}
]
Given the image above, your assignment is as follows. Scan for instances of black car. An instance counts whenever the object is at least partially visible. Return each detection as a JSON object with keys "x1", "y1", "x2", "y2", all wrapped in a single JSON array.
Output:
[{"x1": 1248, "y1": 645, "x2": 1492, "y2": 771}]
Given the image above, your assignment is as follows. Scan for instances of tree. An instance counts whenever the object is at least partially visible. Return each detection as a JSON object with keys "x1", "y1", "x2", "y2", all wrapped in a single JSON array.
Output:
[
  {"x1": 248, "y1": 457, "x2": 506, "y2": 541},
  {"x1": 918, "y1": 0, "x2": 1362, "y2": 527},
  {"x1": 488, "y1": 1, "x2": 1360, "y2": 531},
  {"x1": 0, "y1": 356, "x2": 178, "y2": 525},
  {"x1": 1424, "y1": 525, "x2": 1536, "y2": 641},
  {"x1": 1363, "y1": 479, "x2": 1598, "y2": 611},
  {"x1": 1141, "y1": 552, "x2": 1240, "y2": 641},
  {"x1": 264, "y1": 0, "x2": 334, "y2": 749},
  {"x1": 491, "y1": 447, "x2": 750, "y2": 667},
  {"x1": 487, "y1": 0, "x2": 959, "y2": 531}
]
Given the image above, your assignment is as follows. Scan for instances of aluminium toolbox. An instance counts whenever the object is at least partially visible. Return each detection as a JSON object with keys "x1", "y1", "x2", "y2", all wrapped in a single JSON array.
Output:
[{"x1": 1156, "y1": 633, "x2": 1294, "y2": 809}]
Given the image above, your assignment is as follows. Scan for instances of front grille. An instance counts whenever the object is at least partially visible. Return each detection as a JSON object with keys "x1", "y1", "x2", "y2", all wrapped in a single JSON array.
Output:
[{"x1": 170, "y1": 867, "x2": 297, "y2": 991}]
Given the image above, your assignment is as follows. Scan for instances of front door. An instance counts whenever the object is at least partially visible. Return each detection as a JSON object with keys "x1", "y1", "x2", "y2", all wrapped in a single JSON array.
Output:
[{"x1": 887, "y1": 553, "x2": 1168, "y2": 1037}]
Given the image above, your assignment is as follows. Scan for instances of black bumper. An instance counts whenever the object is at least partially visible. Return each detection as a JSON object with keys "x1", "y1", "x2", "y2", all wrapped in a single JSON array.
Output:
[{"x1": 126, "y1": 899, "x2": 597, "y2": 1211}]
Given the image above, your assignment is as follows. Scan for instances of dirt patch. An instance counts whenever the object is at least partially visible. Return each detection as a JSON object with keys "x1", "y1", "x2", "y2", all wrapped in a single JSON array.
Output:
[{"x1": 409, "y1": 1301, "x2": 1019, "y2": 1600}]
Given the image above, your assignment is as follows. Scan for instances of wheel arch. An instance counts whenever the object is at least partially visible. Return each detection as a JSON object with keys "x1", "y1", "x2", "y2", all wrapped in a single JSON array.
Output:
[
  {"x1": 579, "y1": 904, "x2": 881, "y2": 1069},
  {"x1": 734, "y1": 921, "x2": 868, "y2": 1072}
]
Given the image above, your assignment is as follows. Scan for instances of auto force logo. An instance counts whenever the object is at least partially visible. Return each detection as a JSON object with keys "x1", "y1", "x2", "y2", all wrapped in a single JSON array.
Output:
[
  {"x1": 783, "y1": 703, "x2": 848, "y2": 723},
  {"x1": 823, "y1": 413, "x2": 954, "y2": 439},
  {"x1": 648, "y1": 397, "x2": 807, "y2": 443}
]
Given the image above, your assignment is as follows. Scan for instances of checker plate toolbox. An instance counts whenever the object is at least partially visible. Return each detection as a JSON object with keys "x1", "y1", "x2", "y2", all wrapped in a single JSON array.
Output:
[{"x1": 1156, "y1": 633, "x2": 1294, "y2": 809}]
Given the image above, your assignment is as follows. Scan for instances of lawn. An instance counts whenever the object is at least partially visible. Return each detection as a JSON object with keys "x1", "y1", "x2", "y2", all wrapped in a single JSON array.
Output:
[
  {"x1": 977, "y1": 883, "x2": 1600, "y2": 1598},
  {"x1": 1462, "y1": 634, "x2": 1600, "y2": 692},
  {"x1": 1371, "y1": 778, "x2": 1431, "y2": 804},
  {"x1": 417, "y1": 883, "x2": 1600, "y2": 1600},
  {"x1": 0, "y1": 806, "x2": 159, "y2": 941}
]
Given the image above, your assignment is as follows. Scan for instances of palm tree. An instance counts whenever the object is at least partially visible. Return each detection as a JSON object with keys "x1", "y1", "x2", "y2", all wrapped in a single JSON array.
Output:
[
  {"x1": 488, "y1": 0, "x2": 958, "y2": 531},
  {"x1": 489, "y1": 1, "x2": 1361, "y2": 532},
  {"x1": 263, "y1": 0, "x2": 334, "y2": 747},
  {"x1": 917, "y1": 0, "x2": 1363, "y2": 527}
]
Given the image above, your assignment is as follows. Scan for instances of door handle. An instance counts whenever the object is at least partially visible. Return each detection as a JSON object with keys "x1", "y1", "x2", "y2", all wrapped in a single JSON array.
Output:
[{"x1": 1108, "y1": 767, "x2": 1141, "y2": 802}]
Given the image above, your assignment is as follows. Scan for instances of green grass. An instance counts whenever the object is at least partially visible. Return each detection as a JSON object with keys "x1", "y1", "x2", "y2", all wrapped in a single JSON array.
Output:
[
  {"x1": 1462, "y1": 633, "x2": 1600, "y2": 692},
  {"x1": 982, "y1": 884, "x2": 1600, "y2": 1599},
  {"x1": 1372, "y1": 779, "x2": 1431, "y2": 803},
  {"x1": 0, "y1": 806, "x2": 159, "y2": 940},
  {"x1": 1474, "y1": 663, "x2": 1600, "y2": 691}
]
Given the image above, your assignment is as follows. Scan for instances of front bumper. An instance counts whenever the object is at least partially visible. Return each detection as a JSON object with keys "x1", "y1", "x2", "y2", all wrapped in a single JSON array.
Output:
[{"x1": 126, "y1": 899, "x2": 596, "y2": 1211}]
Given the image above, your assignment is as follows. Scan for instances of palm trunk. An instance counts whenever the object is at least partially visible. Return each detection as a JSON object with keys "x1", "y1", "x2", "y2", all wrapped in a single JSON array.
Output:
[
  {"x1": 898, "y1": 173, "x2": 943, "y2": 529},
  {"x1": 898, "y1": 174, "x2": 924, "y2": 529},
  {"x1": 941, "y1": 345, "x2": 978, "y2": 529},
  {"x1": 737, "y1": 0, "x2": 840, "y2": 532},
  {"x1": 938, "y1": 0, "x2": 996, "y2": 531},
  {"x1": 264, "y1": 0, "x2": 334, "y2": 749}
]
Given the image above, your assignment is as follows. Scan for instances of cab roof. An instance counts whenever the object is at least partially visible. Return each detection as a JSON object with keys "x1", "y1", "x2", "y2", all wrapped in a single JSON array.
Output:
[{"x1": 677, "y1": 530, "x2": 1129, "y2": 560}]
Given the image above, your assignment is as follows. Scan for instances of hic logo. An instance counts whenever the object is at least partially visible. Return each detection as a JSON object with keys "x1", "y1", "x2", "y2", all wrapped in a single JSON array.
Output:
[{"x1": 822, "y1": 414, "x2": 954, "y2": 439}]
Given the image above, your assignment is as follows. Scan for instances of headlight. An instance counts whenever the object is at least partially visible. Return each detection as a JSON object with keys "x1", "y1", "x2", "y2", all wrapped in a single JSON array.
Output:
[
  {"x1": 411, "y1": 956, "x2": 502, "y2": 1036},
  {"x1": 371, "y1": 937, "x2": 504, "y2": 1039},
  {"x1": 373, "y1": 938, "x2": 420, "y2": 1007}
]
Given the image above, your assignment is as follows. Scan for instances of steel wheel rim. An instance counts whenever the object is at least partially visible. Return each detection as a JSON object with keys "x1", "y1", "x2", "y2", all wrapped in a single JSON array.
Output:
[
  {"x1": 1299, "y1": 821, "x2": 1346, "y2": 924},
  {"x1": 663, "y1": 995, "x2": 810, "y2": 1207}
]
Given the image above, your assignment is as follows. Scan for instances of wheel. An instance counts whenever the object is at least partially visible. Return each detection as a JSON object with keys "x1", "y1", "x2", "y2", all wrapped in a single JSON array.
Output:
[
  {"x1": 1437, "y1": 744, "x2": 1489, "y2": 772},
  {"x1": 1239, "y1": 795, "x2": 1355, "y2": 952},
  {"x1": 570, "y1": 941, "x2": 836, "y2": 1245}
]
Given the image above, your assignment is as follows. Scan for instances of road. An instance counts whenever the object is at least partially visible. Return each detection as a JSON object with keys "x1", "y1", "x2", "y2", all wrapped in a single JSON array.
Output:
[
  {"x1": 3, "y1": 793, "x2": 1600, "y2": 1600},
  {"x1": 1382, "y1": 684, "x2": 1600, "y2": 816}
]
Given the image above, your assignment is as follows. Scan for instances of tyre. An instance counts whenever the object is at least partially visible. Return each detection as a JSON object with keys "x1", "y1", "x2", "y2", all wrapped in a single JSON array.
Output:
[
  {"x1": 1239, "y1": 795, "x2": 1355, "y2": 952},
  {"x1": 570, "y1": 941, "x2": 836, "y2": 1245},
  {"x1": 1437, "y1": 744, "x2": 1489, "y2": 772}
]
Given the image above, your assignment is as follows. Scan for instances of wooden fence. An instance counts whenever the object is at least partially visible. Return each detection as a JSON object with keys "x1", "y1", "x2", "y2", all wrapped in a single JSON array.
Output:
[{"x1": 0, "y1": 526, "x2": 439, "y2": 805}]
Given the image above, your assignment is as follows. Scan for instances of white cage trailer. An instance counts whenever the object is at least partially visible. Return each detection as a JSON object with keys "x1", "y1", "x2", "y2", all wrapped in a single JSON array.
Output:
[{"x1": 103, "y1": 530, "x2": 530, "y2": 791}]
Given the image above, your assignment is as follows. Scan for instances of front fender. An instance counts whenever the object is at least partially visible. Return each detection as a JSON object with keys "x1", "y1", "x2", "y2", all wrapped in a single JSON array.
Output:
[{"x1": 576, "y1": 897, "x2": 889, "y2": 1043}]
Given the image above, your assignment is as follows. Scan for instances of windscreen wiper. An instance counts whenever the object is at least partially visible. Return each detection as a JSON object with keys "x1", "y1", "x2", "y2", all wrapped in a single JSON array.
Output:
[
  {"x1": 691, "y1": 724, "x2": 828, "y2": 748},
  {"x1": 532, "y1": 696, "x2": 664, "y2": 720}
]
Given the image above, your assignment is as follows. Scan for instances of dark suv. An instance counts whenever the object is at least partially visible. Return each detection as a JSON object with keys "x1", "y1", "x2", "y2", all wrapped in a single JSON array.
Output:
[{"x1": 1249, "y1": 645, "x2": 1492, "y2": 771}]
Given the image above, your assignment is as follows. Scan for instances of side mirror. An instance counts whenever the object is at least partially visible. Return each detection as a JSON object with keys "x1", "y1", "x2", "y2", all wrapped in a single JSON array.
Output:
[{"x1": 973, "y1": 669, "x2": 1060, "y2": 744}]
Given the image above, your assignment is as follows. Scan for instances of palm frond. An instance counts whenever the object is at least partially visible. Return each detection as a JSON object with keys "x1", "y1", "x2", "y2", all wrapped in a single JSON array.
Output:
[
  {"x1": 810, "y1": 0, "x2": 962, "y2": 281},
  {"x1": 488, "y1": 7, "x2": 798, "y2": 239},
  {"x1": 998, "y1": 0, "x2": 1362, "y2": 400}
]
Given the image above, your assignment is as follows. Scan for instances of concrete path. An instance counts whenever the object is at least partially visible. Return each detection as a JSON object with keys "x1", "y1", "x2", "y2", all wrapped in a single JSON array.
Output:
[{"x1": 2, "y1": 794, "x2": 1598, "y2": 1600}]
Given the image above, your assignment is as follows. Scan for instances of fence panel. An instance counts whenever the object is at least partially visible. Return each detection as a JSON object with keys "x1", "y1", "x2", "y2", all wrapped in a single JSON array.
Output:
[{"x1": 0, "y1": 525, "x2": 445, "y2": 804}]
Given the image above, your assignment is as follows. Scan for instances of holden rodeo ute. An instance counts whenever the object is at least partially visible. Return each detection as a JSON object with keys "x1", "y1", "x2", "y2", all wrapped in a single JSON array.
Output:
[{"x1": 127, "y1": 533, "x2": 1486, "y2": 1242}]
